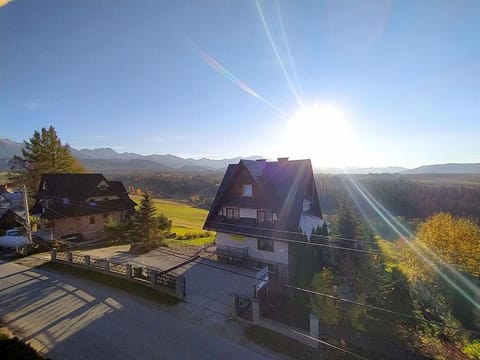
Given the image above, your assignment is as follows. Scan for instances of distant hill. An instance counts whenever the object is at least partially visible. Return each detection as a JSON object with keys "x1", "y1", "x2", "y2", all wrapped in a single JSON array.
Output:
[
  {"x1": 0, "y1": 138, "x2": 23, "y2": 159},
  {"x1": 2, "y1": 138, "x2": 479, "y2": 174},
  {"x1": 315, "y1": 166, "x2": 409, "y2": 174},
  {"x1": 402, "y1": 163, "x2": 480, "y2": 174},
  {"x1": 0, "y1": 138, "x2": 261, "y2": 172}
]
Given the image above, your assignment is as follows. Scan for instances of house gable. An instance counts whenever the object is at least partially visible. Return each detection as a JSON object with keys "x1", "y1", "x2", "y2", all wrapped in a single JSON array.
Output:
[{"x1": 204, "y1": 158, "x2": 323, "y2": 239}]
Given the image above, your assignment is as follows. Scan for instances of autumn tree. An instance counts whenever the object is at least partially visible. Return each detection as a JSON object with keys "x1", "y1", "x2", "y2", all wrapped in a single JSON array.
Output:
[
  {"x1": 417, "y1": 212, "x2": 480, "y2": 278},
  {"x1": 9, "y1": 126, "x2": 84, "y2": 197}
]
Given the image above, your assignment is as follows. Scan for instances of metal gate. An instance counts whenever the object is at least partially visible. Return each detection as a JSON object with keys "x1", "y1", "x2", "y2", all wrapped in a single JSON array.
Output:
[{"x1": 235, "y1": 295, "x2": 253, "y2": 321}]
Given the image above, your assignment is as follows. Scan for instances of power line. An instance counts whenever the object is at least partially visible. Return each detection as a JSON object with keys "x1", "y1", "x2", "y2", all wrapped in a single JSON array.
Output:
[
  {"x1": 156, "y1": 249, "x2": 369, "y2": 359},
  {"x1": 206, "y1": 219, "x2": 378, "y2": 244},
  {"x1": 157, "y1": 247, "x2": 480, "y2": 336},
  {"x1": 38, "y1": 194, "x2": 378, "y2": 246},
  {"x1": 41, "y1": 198, "x2": 478, "y2": 335},
  {"x1": 207, "y1": 222, "x2": 383, "y2": 255},
  {"x1": 283, "y1": 284, "x2": 480, "y2": 336}
]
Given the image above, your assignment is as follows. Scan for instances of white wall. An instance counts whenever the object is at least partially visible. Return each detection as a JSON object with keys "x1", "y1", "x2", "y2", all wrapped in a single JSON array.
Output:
[
  {"x1": 216, "y1": 232, "x2": 288, "y2": 265},
  {"x1": 247, "y1": 237, "x2": 289, "y2": 265}
]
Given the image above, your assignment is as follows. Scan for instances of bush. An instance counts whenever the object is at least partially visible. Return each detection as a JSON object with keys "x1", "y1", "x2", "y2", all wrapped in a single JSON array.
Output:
[{"x1": 464, "y1": 340, "x2": 480, "y2": 359}]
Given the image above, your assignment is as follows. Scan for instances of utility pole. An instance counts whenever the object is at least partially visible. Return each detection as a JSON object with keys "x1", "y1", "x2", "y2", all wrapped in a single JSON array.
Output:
[{"x1": 23, "y1": 185, "x2": 32, "y2": 245}]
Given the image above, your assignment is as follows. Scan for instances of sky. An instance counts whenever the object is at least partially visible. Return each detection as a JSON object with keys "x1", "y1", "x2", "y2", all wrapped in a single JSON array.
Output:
[{"x1": 1, "y1": 0, "x2": 479, "y2": 168}]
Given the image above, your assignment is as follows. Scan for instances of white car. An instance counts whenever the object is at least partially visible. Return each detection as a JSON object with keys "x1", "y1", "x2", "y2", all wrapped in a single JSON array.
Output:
[{"x1": 0, "y1": 229, "x2": 29, "y2": 249}]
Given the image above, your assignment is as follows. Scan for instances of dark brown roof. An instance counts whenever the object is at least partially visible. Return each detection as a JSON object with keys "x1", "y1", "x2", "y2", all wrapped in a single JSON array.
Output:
[
  {"x1": 32, "y1": 173, "x2": 135, "y2": 219},
  {"x1": 204, "y1": 159, "x2": 322, "y2": 235}
]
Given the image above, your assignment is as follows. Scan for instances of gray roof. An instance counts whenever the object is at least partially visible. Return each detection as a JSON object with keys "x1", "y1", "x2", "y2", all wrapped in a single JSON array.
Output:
[{"x1": 204, "y1": 159, "x2": 322, "y2": 236}]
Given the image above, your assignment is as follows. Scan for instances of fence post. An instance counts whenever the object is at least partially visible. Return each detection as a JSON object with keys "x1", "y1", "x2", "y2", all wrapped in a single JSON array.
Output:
[
  {"x1": 150, "y1": 270, "x2": 157, "y2": 287},
  {"x1": 176, "y1": 276, "x2": 185, "y2": 298},
  {"x1": 252, "y1": 298, "x2": 260, "y2": 322},
  {"x1": 309, "y1": 313, "x2": 319, "y2": 348},
  {"x1": 51, "y1": 248, "x2": 57, "y2": 262},
  {"x1": 67, "y1": 252, "x2": 73, "y2": 264},
  {"x1": 126, "y1": 264, "x2": 132, "y2": 279},
  {"x1": 84, "y1": 255, "x2": 90, "y2": 268},
  {"x1": 104, "y1": 260, "x2": 110, "y2": 272}
]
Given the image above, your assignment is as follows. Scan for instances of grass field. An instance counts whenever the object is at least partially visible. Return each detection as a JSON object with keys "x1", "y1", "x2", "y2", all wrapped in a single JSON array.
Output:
[{"x1": 130, "y1": 195, "x2": 215, "y2": 246}]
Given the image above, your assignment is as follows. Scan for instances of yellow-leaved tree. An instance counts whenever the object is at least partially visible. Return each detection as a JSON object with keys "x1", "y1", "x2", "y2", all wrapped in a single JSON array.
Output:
[{"x1": 417, "y1": 212, "x2": 480, "y2": 277}]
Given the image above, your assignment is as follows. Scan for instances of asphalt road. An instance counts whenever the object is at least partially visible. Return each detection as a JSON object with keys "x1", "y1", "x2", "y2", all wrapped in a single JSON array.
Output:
[{"x1": 0, "y1": 258, "x2": 275, "y2": 360}]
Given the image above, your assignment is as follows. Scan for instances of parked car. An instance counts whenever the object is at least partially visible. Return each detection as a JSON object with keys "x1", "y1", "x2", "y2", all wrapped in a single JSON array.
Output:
[{"x1": 0, "y1": 228, "x2": 29, "y2": 249}]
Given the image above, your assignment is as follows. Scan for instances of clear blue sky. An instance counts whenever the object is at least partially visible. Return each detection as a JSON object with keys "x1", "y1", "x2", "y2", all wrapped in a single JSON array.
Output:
[{"x1": 1, "y1": 0, "x2": 479, "y2": 168}]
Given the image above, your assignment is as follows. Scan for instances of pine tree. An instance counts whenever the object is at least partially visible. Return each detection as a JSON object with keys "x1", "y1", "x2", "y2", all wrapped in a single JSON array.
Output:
[
  {"x1": 9, "y1": 126, "x2": 84, "y2": 196},
  {"x1": 129, "y1": 194, "x2": 171, "y2": 248}
]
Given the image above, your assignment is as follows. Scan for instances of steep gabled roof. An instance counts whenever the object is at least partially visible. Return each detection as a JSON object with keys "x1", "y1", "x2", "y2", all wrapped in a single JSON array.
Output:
[
  {"x1": 33, "y1": 173, "x2": 135, "y2": 219},
  {"x1": 204, "y1": 159, "x2": 322, "y2": 235},
  {"x1": 36, "y1": 174, "x2": 128, "y2": 200}
]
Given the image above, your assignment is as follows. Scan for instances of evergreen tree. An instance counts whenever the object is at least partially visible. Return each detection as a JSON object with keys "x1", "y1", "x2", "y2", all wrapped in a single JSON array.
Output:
[
  {"x1": 129, "y1": 194, "x2": 171, "y2": 248},
  {"x1": 9, "y1": 126, "x2": 84, "y2": 196}
]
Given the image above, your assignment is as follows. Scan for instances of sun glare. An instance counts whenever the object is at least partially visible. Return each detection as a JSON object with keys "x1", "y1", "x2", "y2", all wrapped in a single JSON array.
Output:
[{"x1": 280, "y1": 103, "x2": 355, "y2": 167}]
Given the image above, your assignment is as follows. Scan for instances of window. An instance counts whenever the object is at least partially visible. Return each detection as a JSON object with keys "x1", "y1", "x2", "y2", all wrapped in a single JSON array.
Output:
[
  {"x1": 242, "y1": 184, "x2": 253, "y2": 197},
  {"x1": 89, "y1": 216, "x2": 96, "y2": 225},
  {"x1": 257, "y1": 210, "x2": 274, "y2": 223},
  {"x1": 257, "y1": 238, "x2": 274, "y2": 252},
  {"x1": 103, "y1": 214, "x2": 109, "y2": 224},
  {"x1": 226, "y1": 208, "x2": 240, "y2": 219},
  {"x1": 62, "y1": 197, "x2": 69, "y2": 205}
]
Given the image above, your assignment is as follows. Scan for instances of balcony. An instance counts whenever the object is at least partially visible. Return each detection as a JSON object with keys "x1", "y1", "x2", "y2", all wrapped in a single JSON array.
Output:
[{"x1": 217, "y1": 245, "x2": 249, "y2": 260}]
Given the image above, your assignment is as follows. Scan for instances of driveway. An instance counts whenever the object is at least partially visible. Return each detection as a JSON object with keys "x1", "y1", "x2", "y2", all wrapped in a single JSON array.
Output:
[
  {"x1": 70, "y1": 245, "x2": 258, "y2": 324},
  {"x1": 0, "y1": 258, "x2": 274, "y2": 360}
]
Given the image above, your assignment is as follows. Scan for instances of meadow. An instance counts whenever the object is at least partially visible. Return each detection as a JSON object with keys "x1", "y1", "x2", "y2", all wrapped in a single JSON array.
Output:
[{"x1": 130, "y1": 195, "x2": 215, "y2": 246}]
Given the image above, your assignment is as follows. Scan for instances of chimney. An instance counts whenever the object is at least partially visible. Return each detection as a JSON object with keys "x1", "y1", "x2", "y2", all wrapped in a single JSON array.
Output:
[{"x1": 277, "y1": 157, "x2": 289, "y2": 162}]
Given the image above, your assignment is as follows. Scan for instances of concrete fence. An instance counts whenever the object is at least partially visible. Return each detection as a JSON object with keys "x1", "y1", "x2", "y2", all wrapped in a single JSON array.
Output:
[{"x1": 51, "y1": 248, "x2": 186, "y2": 299}]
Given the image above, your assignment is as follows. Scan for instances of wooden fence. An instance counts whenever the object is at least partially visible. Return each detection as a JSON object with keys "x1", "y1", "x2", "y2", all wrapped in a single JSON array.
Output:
[{"x1": 50, "y1": 248, "x2": 186, "y2": 299}]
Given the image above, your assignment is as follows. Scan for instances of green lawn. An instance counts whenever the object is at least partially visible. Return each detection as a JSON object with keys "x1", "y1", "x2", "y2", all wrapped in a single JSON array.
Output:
[{"x1": 130, "y1": 195, "x2": 215, "y2": 246}]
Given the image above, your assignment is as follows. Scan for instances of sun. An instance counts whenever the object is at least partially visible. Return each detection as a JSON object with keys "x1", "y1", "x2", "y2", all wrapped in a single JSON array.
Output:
[{"x1": 280, "y1": 103, "x2": 355, "y2": 167}]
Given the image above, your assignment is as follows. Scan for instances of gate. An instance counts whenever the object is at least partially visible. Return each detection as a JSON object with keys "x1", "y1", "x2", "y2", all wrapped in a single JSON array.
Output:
[{"x1": 235, "y1": 295, "x2": 253, "y2": 321}]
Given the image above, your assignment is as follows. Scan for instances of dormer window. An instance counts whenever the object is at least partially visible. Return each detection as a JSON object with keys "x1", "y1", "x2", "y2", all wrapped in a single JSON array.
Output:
[{"x1": 242, "y1": 184, "x2": 253, "y2": 197}]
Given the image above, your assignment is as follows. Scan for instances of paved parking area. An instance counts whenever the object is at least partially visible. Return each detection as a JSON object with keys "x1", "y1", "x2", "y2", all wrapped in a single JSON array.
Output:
[
  {"x1": 0, "y1": 259, "x2": 274, "y2": 360},
  {"x1": 174, "y1": 258, "x2": 257, "y2": 321},
  {"x1": 70, "y1": 245, "x2": 257, "y2": 325}
]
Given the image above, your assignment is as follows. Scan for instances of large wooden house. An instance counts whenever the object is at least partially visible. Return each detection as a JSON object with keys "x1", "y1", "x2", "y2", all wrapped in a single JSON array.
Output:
[
  {"x1": 204, "y1": 158, "x2": 326, "y2": 282},
  {"x1": 31, "y1": 174, "x2": 135, "y2": 241}
]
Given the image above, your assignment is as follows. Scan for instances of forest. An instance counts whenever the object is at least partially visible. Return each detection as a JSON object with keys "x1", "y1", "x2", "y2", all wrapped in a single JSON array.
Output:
[{"x1": 112, "y1": 171, "x2": 480, "y2": 224}]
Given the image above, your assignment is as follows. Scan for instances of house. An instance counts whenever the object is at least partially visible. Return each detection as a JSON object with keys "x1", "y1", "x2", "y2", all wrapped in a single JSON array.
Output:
[
  {"x1": 0, "y1": 208, "x2": 26, "y2": 232},
  {"x1": 31, "y1": 174, "x2": 136, "y2": 241},
  {"x1": 203, "y1": 157, "x2": 326, "y2": 282},
  {"x1": 0, "y1": 185, "x2": 24, "y2": 211}
]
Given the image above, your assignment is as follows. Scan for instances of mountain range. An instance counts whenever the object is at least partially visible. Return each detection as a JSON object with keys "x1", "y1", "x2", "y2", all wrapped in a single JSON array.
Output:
[{"x1": 1, "y1": 138, "x2": 479, "y2": 174}]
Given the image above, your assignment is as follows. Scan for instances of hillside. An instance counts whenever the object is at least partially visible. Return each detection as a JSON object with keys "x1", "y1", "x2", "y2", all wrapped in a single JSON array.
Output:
[
  {"x1": 0, "y1": 138, "x2": 261, "y2": 172},
  {"x1": 2, "y1": 138, "x2": 479, "y2": 174}
]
